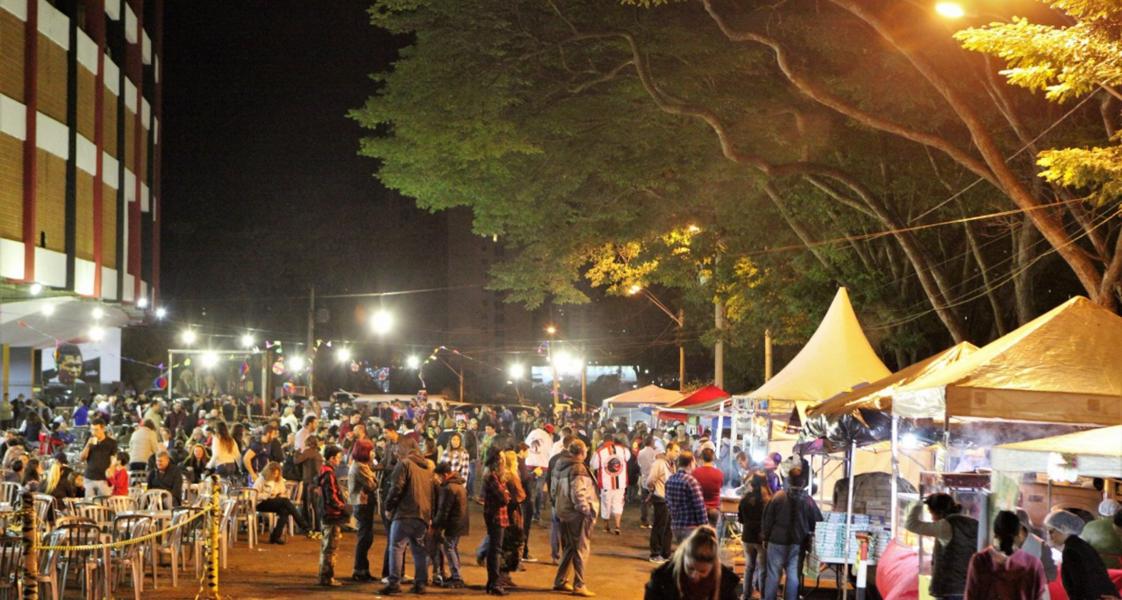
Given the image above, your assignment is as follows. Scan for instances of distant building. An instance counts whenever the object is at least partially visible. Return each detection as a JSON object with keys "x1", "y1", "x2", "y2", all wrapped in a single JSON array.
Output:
[{"x1": 1, "y1": 0, "x2": 163, "y2": 399}]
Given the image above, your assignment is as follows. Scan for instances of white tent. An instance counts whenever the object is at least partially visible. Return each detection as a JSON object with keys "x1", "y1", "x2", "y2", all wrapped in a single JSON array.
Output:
[
  {"x1": 747, "y1": 287, "x2": 890, "y2": 417},
  {"x1": 894, "y1": 296, "x2": 1122, "y2": 425},
  {"x1": 991, "y1": 425, "x2": 1122, "y2": 478},
  {"x1": 601, "y1": 384, "x2": 682, "y2": 407}
]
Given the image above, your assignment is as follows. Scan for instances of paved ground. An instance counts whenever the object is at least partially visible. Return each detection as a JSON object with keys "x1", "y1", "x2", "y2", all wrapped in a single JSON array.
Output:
[{"x1": 147, "y1": 507, "x2": 844, "y2": 599}]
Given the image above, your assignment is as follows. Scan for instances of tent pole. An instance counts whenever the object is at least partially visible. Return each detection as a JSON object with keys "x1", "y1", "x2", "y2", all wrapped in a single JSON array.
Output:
[
  {"x1": 843, "y1": 439, "x2": 857, "y2": 600},
  {"x1": 890, "y1": 414, "x2": 900, "y2": 539}
]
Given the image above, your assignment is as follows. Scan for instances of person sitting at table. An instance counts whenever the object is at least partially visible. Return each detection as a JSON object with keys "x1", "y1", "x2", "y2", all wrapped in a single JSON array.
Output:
[
  {"x1": 182, "y1": 443, "x2": 210, "y2": 484},
  {"x1": 45, "y1": 453, "x2": 82, "y2": 504},
  {"x1": 253, "y1": 462, "x2": 311, "y2": 545},
  {"x1": 146, "y1": 450, "x2": 184, "y2": 506},
  {"x1": 21, "y1": 457, "x2": 43, "y2": 492},
  {"x1": 108, "y1": 451, "x2": 130, "y2": 496}
]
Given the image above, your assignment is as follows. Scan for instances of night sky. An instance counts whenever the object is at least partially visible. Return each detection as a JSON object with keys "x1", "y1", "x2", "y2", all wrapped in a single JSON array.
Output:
[{"x1": 158, "y1": 0, "x2": 446, "y2": 345}]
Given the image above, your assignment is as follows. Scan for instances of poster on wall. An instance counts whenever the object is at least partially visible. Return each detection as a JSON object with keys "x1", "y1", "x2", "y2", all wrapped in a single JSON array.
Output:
[{"x1": 41, "y1": 343, "x2": 99, "y2": 406}]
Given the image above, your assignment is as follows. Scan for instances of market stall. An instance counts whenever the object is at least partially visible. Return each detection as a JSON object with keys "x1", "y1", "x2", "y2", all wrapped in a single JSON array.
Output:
[{"x1": 600, "y1": 384, "x2": 683, "y2": 425}]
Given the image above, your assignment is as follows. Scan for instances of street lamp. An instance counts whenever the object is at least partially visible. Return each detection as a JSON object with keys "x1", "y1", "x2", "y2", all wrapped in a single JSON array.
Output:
[
  {"x1": 370, "y1": 309, "x2": 394, "y2": 336},
  {"x1": 406, "y1": 355, "x2": 421, "y2": 369},
  {"x1": 507, "y1": 363, "x2": 526, "y2": 381},
  {"x1": 155, "y1": 307, "x2": 167, "y2": 320},
  {"x1": 180, "y1": 329, "x2": 198, "y2": 345},
  {"x1": 627, "y1": 287, "x2": 687, "y2": 392},
  {"x1": 545, "y1": 324, "x2": 557, "y2": 336},
  {"x1": 288, "y1": 355, "x2": 306, "y2": 372},
  {"x1": 200, "y1": 351, "x2": 219, "y2": 370},
  {"x1": 240, "y1": 333, "x2": 255, "y2": 349},
  {"x1": 934, "y1": 1, "x2": 965, "y2": 18}
]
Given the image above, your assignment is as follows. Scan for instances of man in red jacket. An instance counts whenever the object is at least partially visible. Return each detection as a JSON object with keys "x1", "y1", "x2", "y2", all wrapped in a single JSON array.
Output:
[{"x1": 318, "y1": 446, "x2": 350, "y2": 587}]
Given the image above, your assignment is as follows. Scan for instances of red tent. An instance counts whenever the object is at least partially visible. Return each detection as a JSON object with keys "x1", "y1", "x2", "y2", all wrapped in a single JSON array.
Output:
[{"x1": 666, "y1": 385, "x2": 730, "y2": 410}]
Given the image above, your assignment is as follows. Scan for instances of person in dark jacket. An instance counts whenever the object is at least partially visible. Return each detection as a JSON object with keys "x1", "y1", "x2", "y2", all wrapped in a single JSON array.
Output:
[
  {"x1": 317, "y1": 446, "x2": 349, "y2": 587},
  {"x1": 380, "y1": 436, "x2": 436, "y2": 595},
  {"x1": 377, "y1": 427, "x2": 401, "y2": 579},
  {"x1": 644, "y1": 525, "x2": 740, "y2": 600},
  {"x1": 296, "y1": 435, "x2": 324, "y2": 535},
  {"x1": 905, "y1": 493, "x2": 980, "y2": 600},
  {"x1": 433, "y1": 462, "x2": 469, "y2": 588},
  {"x1": 1044, "y1": 509, "x2": 1120, "y2": 600},
  {"x1": 484, "y1": 447, "x2": 513, "y2": 596},
  {"x1": 761, "y1": 466, "x2": 823, "y2": 600},
  {"x1": 737, "y1": 471, "x2": 771, "y2": 599},
  {"x1": 145, "y1": 451, "x2": 183, "y2": 506}
]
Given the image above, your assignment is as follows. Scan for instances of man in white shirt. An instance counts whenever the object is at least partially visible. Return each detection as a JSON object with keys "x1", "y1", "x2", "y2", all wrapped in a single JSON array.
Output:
[
  {"x1": 590, "y1": 432, "x2": 631, "y2": 535},
  {"x1": 636, "y1": 435, "x2": 659, "y2": 529},
  {"x1": 525, "y1": 423, "x2": 555, "y2": 522},
  {"x1": 295, "y1": 415, "x2": 318, "y2": 454}
]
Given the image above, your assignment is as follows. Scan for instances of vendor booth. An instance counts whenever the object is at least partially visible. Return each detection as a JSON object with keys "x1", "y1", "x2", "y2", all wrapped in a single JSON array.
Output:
[{"x1": 600, "y1": 384, "x2": 682, "y2": 425}]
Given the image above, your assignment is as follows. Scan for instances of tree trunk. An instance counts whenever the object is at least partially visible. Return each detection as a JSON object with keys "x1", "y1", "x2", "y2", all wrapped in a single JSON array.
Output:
[{"x1": 1012, "y1": 215, "x2": 1038, "y2": 325}]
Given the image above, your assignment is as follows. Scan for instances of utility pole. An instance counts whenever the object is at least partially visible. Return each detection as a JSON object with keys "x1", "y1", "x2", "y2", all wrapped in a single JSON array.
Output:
[
  {"x1": 764, "y1": 329, "x2": 774, "y2": 381},
  {"x1": 677, "y1": 308, "x2": 686, "y2": 393},
  {"x1": 459, "y1": 353, "x2": 465, "y2": 402},
  {"x1": 714, "y1": 301, "x2": 726, "y2": 389},
  {"x1": 580, "y1": 363, "x2": 588, "y2": 413},
  {"x1": 306, "y1": 285, "x2": 315, "y2": 398}
]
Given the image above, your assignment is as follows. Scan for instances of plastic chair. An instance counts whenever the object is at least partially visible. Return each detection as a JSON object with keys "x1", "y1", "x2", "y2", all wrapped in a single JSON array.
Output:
[
  {"x1": 109, "y1": 514, "x2": 153, "y2": 600},
  {"x1": 163, "y1": 507, "x2": 206, "y2": 586},
  {"x1": 285, "y1": 480, "x2": 303, "y2": 536},
  {"x1": 48, "y1": 522, "x2": 104, "y2": 600},
  {"x1": 104, "y1": 496, "x2": 137, "y2": 514},
  {"x1": 230, "y1": 488, "x2": 259, "y2": 548},
  {"x1": 77, "y1": 505, "x2": 115, "y2": 528},
  {"x1": 139, "y1": 489, "x2": 174, "y2": 511},
  {"x1": 0, "y1": 483, "x2": 19, "y2": 508},
  {"x1": 0, "y1": 534, "x2": 24, "y2": 600}
]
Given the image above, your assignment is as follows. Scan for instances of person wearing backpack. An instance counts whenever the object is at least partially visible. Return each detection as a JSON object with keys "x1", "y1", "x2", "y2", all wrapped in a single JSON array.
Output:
[
  {"x1": 317, "y1": 446, "x2": 350, "y2": 587},
  {"x1": 761, "y1": 466, "x2": 823, "y2": 600}
]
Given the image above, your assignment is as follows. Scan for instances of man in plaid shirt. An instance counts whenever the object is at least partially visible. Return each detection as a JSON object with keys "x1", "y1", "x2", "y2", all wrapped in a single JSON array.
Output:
[{"x1": 664, "y1": 451, "x2": 707, "y2": 544}]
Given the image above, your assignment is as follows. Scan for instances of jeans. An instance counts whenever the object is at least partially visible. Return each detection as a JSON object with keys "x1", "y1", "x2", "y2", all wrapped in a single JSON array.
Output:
[
  {"x1": 257, "y1": 498, "x2": 308, "y2": 541},
  {"x1": 441, "y1": 534, "x2": 462, "y2": 581},
  {"x1": 521, "y1": 499, "x2": 534, "y2": 558},
  {"x1": 388, "y1": 518, "x2": 428, "y2": 587},
  {"x1": 550, "y1": 514, "x2": 561, "y2": 562},
  {"x1": 380, "y1": 510, "x2": 393, "y2": 577},
  {"x1": 764, "y1": 542, "x2": 800, "y2": 600},
  {"x1": 639, "y1": 488, "x2": 651, "y2": 526},
  {"x1": 485, "y1": 522, "x2": 505, "y2": 591},
  {"x1": 555, "y1": 517, "x2": 591, "y2": 591},
  {"x1": 743, "y1": 541, "x2": 766, "y2": 597},
  {"x1": 649, "y1": 496, "x2": 671, "y2": 559},
  {"x1": 352, "y1": 502, "x2": 375, "y2": 574},
  {"x1": 85, "y1": 479, "x2": 112, "y2": 499},
  {"x1": 319, "y1": 523, "x2": 343, "y2": 581},
  {"x1": 532, "y1": 472, "x2": 548, "y2": 521}
]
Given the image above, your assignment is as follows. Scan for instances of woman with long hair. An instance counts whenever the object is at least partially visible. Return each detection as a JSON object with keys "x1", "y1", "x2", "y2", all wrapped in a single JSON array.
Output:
[
  {"x1": 441, "y1": 433, "x2": 470, "y2": 482},
  {"x1": 644, "y1": 525, "x2": 740, "y2": 600},
  {"x1": 182, "y1": 443, "x2": 210, "y2": 483},
  {"x1": 964, "y1": 510, "x2": 1046, "y2": 600},
  {"x1": 207, "y1": 421, "x2": 241, "y2": 480},
  {"x1": 481, "y1": 446, "x2": 512, "y2": 596},
  {"x1": 738, "y1": 470, "x2": 771, "y2": 598},
  {"x1": 21, "y1": 457, "x2": 42, "y2": 492},
  {"x1": 253, "y1": 462, "x2": 311, "y2": 544},
  {"x1": 499, "y1": 449, "x2": 527, "y2": 589}
]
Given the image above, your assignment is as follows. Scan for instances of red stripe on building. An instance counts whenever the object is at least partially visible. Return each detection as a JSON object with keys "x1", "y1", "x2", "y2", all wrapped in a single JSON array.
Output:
[
  {"x1": 90, "y1": 0, "x2": 106, "y2": 298},
  {"x1": 22, "y1": 0, "x2": 39, "y2": 283}
]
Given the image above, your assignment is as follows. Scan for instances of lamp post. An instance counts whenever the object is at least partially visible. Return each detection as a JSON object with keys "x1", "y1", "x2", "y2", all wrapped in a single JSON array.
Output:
[{"x1": 628, "y1": 286, "x2": 686, "y2": 392}]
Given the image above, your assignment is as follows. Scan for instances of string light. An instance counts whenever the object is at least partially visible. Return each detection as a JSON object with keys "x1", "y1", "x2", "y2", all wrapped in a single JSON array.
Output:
[
  {"x1": 240, "y1": 333, "x2": 255, "y2": 349},
  {"x1": 155, "y1": 307, "x2": 167, "y2": 319},
  {"x1": 288, "y1": 355, "x2": 306, "y2": 372},
  {"x1": 180, "y1": 329, "x2": 198, "y2": 345},
  {"x1": 507, "y1": 363, "x2": 526, "y2": 380},
  {"x1": 337, "y1": 348, "x2": 352, "y2": 363},
  {"x1": 406, "y1": 355, "x2": 420, "y2": 369},
  {"x1": 370, "y1": 309, "x2": 394, "y2": 335},
  {"x1": 201, "y1": 351, "x2": 219, "y2": 369}
]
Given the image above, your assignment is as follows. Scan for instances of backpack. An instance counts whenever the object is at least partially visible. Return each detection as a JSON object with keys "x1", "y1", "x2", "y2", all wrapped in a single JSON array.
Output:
[{"x1": 282, "y1": 451, "x2": 301, "y2": 482}]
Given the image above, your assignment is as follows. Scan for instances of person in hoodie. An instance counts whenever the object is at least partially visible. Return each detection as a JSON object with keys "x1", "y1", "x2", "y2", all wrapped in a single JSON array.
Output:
[
  {"x1": 551, "y1": 439, "x2": 598, "y2": 598},
  {"x1": 348, "y1": 439, "x2": 378, "y2": 582},
  {"x1": 380, "y1": 436, "x2": 436, "y2": 596},
  {"x1": 433, "y1": 461, "x2": 469, "y2": 589},
  {"x1": 317, "y1": 446, "x2": 350, "y2": 587},
  {"x1": 295, "y1": 435, "x2": 324, "y2": 537}
]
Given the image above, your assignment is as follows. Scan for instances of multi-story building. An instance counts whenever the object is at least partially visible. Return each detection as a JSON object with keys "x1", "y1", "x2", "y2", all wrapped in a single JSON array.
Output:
[{"x1": 0, "y1": 0, "x2": 163, "y2": 399}]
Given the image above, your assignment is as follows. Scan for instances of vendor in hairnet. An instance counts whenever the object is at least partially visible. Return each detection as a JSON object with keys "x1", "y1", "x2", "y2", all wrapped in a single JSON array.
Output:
[{"x1": 1043, "y1": 509, "x2": 1118, "y2": 600}]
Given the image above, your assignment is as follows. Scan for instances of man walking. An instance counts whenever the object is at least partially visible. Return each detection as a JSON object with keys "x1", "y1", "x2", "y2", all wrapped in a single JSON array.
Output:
[
  {"x1": 645, "y1": 441, "x2": 679, "y2": 561},
  {"x1": 761, "y1": 466, "x2": 822, "y2": 600},
  {"x1": 590, "y1": 432, "x2": 630, "y2": 535},
  {"x1": 665, "y1": 451, "x2": 707, "y2": 544},
  {"x1": 381, "y1": 437, "x2": 436, "y2": 595},
  {"x1": 551, "y1": 439, "x2": 597, "y2": 597}
]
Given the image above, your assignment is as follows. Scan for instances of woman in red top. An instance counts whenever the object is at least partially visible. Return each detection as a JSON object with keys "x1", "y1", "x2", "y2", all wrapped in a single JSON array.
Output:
[
  {"x1": 107, "y1": 451, "x2": 130, "y2": 496},
  {"x1": 964, "y1": 510, "x2": 1047, "y2": 600}
]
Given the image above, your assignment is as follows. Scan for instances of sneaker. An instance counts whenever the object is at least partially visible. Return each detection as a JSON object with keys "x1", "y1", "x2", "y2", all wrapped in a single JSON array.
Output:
[
  {"x1": 553, "y1": 583, "x2": 574, "y2": 592},
  {"x1": 351, "y1": 572, "x2": 374, "y2": 582},
  {"x1": 410, "y1": 584, "x2": 426, "y2": 595},
  {"x1": 612, "y1": 529, "x2": 621, "y2": 535},
  {"x1": 442, "y1": 578, "x2": 466, "y2": 589},
  {"x1": 379, "y1": 583, "x2": 403, "y2": 595},
  {"x1": 486, "y1": 588, "x2": 507, "y2": 596},
  {"x1": 573, "y1": 587, "x2": 596, "y2": 597},
  {"x1": 523, "y1": 555, "x2": 539, "y2": 563},
  {"x1": 319, "y1": 578, "x2": 343, "y2": 587},
  {"x1": 639, "y1": 523, "x2": 651, "y2": 529},
  {"x1": 648, "y1": 556, "x2": 664, "y2": 563},
  {"x1": 381, "y1": 577, "x2": 391, "y2": 584}
]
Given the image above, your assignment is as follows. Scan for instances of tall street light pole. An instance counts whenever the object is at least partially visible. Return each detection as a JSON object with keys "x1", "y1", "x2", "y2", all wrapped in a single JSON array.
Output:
[{"x1": 628, "y1": 286, "x2": 686, "y2": 392}]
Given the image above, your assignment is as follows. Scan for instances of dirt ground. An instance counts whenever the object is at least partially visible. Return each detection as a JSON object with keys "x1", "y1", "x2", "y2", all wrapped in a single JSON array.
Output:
[{"x1": 147, "y1": 506, "x2": 842, "y2": 600}]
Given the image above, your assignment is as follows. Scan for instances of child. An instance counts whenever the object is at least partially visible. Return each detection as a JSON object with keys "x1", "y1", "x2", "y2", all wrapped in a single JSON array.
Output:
[
  {"x1": 108, "y1": 451, "x2": 130, "y2": 496},
  {"x1": 317, "y1": 445, "x2": 350, "y2": 587}
]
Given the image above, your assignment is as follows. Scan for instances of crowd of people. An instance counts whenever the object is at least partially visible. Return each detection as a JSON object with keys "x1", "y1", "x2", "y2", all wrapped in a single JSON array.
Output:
[{"x1": 0, "y1": 389, "x2": 1118, "y2": 600}]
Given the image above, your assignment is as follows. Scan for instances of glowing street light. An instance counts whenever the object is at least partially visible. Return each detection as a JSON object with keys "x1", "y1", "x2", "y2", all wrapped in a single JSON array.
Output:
[
  {"x1": 200, "y1": 351, "x2": 219, "y2": 370},
  {"x1": 626, "y1": 284, "x2": 643, "y2": 296},
  {"x1": 41, "y1": 304, "x2": 55, "y2": 317},
  {"x1": 337, "y1": 348, "x2": 352, "y2": 363},
  {"x1": 934, "y1": 1, "x2": 965, "y2": 18},
  {"x1": 370, "y1": 309, "x2": 394, "y2": 336},
  {"x1": 29, "y1": 282, "x2": 43, "y2": 296},
  {"x1": 137, "y1": 297, "x2": 149, "y2": 309},
  {"x1": 552, "y1": 350, "x2": 584, "y2": 375},
  {"x1": 91, "y1": 306, "x2": 105, "y2": 320},
  {"x1": 240, "y1": 333, "x2": 255, "y2": 349},
  {"x1": 405, "y1": 355, "x2": 421, "y2": 369},
  {"x1": 545, "y1": 324, "x2": 557, "y2": 336},
  {"x1": 155, "y1": 307, "x2": 167, "y2": 320},
  {"x1": 507, "y1": 363, "x2": 526, "y2": 381},
  {"x1": 288, "y1": 355, "x2": 306, "y2": 372},
  {"x1": 88, "y1": 326, "x2": 105, "y2": 342},
  {"x1": 180, "y1": 329, "x2": 198, "y2": 345}
]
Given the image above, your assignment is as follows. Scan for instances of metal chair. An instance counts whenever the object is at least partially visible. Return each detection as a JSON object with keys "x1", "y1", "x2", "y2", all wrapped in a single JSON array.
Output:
[
  {"x1": 31, "y1": 493, "x2": 54, "y2": 530},
  {"x1": 109, "y1": 514, "x2": 153, "y2": 600},
  {"x1": 0, "y1": 534, "x2": 23, "y2": 600}
]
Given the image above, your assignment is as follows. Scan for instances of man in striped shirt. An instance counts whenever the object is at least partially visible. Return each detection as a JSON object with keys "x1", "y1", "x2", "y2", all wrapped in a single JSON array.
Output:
[
  {"x1": 664, "y1": 451, "x2": 707, "y2": 544},
  {"x1": 590, "y1": 433, "x2": 631, "y2": 535}
]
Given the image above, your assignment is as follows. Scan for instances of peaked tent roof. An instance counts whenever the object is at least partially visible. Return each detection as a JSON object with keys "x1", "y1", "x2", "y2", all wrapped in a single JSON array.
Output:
[
  {"x1": 807, "y1": 342, "x2": 978, "y2": 422},
  {"x1": 747, "y1": 287, "x2": 890, "y2": 406},
  {"x1": 991, "y1": 425, "x2": 1122, "y2": 477},
  {"x1": 601, "y1": 385, "x2": 683, "y2": 407},
  {"x1": 895, "y1": 296, "x2": 1122, "y2": 425},
  {"x1": 666, "y1": 385, "x2": 731, "y2": 410}
]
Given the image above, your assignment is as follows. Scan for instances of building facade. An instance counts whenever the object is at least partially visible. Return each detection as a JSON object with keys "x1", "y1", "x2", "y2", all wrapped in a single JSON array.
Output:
[{"x1": 0, "y1": 0, "x2": 162, "y2": 398}]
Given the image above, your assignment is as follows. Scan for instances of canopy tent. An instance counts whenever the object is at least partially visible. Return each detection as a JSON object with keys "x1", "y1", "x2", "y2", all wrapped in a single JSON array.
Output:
[
  {"x1": 665, "y1": 385, "x2": 730, "y2": 410},
  {"x1": 601, "y1": 384, "x2": 682, "y2": 407},
  {"x1": 894, "y1": 296, "x2": 1122, "y2": 426},
  {"x1": 747, "y1": 287, "x2": 890, "y2": 419},
  {"x1": 991, "y1": 425, "x2": 1122, "y2": 478},
  {"x1": 807, "y1": 342, "x2": 977, "y2": 423}
]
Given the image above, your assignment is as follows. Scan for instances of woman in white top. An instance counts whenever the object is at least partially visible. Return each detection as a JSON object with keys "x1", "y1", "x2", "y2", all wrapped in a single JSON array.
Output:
[
  {"x1": 207, "y1": 421, "x2": 241, "y2": 481},
  {"x1": 253, "y1": 463, "x2": 310, "y2": 544},
  {"x1": 280, "y1": 407, "x2": 299, "y2": 436}
]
